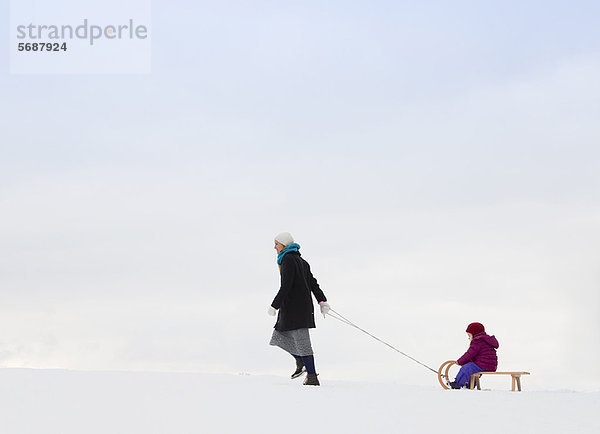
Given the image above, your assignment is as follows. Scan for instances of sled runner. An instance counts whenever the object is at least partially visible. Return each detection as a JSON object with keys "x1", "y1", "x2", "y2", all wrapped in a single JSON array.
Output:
[
  {"x1": 470, "y1": 371, "x2": 530, "y2": 391},
  {"x1": 438, "y1": 360, "x2": 530, "y2": 391}
]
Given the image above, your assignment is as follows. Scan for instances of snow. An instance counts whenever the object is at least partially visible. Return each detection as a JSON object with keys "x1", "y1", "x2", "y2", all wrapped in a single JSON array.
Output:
[{"x1": 0, "y1": 368, "x2": 598, "y2": 434}]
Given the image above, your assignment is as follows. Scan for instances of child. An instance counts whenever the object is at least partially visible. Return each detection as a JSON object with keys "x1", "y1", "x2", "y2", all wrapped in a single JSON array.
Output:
[{"x1": 449, "y1": 322, "x2": 499, "y2": 389}]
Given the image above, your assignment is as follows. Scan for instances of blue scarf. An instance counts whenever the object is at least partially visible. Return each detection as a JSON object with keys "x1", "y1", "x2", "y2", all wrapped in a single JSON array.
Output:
[{"x1": 277, "y1": 243, "x2": 300, "y2": 265}]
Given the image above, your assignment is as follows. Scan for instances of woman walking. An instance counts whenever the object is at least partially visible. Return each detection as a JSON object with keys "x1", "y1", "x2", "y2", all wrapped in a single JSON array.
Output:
[{"x1": 268, "y1": 232, "x2": 330, "y2": 386}]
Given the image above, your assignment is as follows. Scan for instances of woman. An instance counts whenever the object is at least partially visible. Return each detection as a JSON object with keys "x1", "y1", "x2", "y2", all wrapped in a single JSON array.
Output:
[{"x1": 268, "y1": 232, "x2": 331, "y2": 386}]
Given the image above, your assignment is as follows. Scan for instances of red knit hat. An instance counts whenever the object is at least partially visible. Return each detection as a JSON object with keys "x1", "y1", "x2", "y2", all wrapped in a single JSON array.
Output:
[{"x1": 466, "y1": 322, "x2": 485, "y2": 336}]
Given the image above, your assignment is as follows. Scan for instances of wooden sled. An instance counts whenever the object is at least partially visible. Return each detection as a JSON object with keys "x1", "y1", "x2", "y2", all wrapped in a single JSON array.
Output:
[{"x1": 438, "y1": 360, "x2": 530, "y2": 391}]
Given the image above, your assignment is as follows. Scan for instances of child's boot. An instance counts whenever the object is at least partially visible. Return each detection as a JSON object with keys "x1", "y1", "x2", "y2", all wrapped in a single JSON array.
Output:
[{"x1": 449, "y1": 381, "x2": 461, "y2": 389}]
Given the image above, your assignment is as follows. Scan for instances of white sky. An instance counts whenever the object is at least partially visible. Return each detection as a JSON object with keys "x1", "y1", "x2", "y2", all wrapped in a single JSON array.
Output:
[{"x1": 1, "y1": 1, "x2": 599, "y2": 390}]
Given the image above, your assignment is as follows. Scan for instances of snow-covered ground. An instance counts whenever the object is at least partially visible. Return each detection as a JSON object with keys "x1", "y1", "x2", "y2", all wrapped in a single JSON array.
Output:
[{"x1": 0, "y1": 368, "x2": 598, "y2": 434}]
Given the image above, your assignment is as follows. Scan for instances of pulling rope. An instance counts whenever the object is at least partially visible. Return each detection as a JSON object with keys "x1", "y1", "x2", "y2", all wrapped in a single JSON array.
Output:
[{"x1": 326, "y1": 308, "x2": 439, "y2": 375}]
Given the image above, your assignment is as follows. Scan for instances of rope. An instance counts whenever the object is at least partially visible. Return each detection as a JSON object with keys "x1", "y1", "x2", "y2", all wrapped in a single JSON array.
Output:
[{"x1": 326, "y1": 308, "x2": 439, "y2": 375}]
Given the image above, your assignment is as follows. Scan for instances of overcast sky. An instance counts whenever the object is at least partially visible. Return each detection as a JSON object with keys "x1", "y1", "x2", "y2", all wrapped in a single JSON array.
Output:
[{"x1": 1, "y1": 1, "x2": 599, "y2": 390}]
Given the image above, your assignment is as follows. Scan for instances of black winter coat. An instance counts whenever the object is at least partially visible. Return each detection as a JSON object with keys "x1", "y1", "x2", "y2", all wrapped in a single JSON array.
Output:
[{"x1": 271, "y1": 251, "x2": 327, "y2": 332}]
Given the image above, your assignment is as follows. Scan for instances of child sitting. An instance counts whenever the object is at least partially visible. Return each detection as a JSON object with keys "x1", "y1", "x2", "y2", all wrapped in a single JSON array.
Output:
[{"x1": 449, "y1": 322, "x2": 499, "y2": 389}]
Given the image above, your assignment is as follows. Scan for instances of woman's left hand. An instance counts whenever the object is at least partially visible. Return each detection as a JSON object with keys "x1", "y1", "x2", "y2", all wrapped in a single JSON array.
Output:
[{"x1": 319, "y1": 302, "x2": 331, "y2": 318}]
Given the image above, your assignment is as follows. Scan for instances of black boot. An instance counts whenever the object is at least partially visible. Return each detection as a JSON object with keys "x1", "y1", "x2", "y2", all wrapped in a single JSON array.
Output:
[
  {"x1": 303, "y1": 374, "x2": 320, "y2": 386},
  {"x1": 291, "y1": 357, "x2": 305, "y2": 379},
  {"x1": 449, "y1": 381, "x2": 461, "y2": 389}
]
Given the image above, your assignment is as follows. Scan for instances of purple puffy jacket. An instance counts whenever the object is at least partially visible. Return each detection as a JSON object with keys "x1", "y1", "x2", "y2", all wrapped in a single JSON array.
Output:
[{"x1": 457, "y1": 333, "x2": 499, "y2": 372}]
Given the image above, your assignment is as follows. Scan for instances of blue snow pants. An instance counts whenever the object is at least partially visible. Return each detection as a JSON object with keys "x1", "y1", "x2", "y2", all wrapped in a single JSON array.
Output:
[{"x1": 455, "y1": 362, "x2": 483, "y2": 388}]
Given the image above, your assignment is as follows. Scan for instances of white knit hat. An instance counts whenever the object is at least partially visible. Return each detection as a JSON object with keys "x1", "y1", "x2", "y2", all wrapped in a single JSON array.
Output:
[{"x1": 274, "y1": 232, "x2": 294, "y2": 246}]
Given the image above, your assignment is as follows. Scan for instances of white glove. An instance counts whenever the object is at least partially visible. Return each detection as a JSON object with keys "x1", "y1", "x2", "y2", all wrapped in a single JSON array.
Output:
[
  {"x1": 319, "y1": 302, "x2": 331, "y2": 318},
  {"x1": 268, "y1": 306, "x2": 277, "y2": 316}
]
